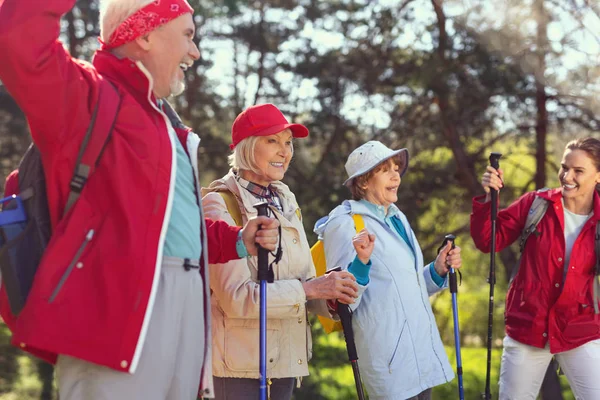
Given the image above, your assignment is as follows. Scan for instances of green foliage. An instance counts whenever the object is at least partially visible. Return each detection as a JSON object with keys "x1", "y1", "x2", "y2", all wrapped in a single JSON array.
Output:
[{"x1": 0, "y1": 324, "x2": 57, "y2": 400}]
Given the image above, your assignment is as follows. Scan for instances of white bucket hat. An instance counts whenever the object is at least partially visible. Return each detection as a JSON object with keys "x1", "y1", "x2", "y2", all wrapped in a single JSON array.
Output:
[{"x1": 343, "y1": 141, "x2": 409, "y2": 187}]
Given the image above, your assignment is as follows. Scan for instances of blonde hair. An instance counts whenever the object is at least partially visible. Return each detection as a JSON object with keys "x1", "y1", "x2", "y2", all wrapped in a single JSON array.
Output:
[
  {"x1": 99, "y1": 0, "x2": 156, "y2": 44},
  {"x1": 229, "y1": 130, "x2": 294, "y2": 176},
  {"x1": 229, "y1": 136, "x2": 261, "y2": 175}
]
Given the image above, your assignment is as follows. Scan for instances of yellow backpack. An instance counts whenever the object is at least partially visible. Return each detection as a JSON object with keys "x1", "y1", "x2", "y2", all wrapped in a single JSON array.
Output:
[
  {"x1": 217, "y1": 190, "x2": 363, "y2": 334},
  {"x1": 217, "y1": 191, "x2": 244, "y2": 226},
  {"x1": 311, "y1": 214, "x2": 364, "y2": 334}
]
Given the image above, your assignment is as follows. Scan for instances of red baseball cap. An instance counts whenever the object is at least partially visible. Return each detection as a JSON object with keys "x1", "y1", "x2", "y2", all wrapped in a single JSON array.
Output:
[{"x1": 230, "y1": 104, "x2": 309, "y2": 149}]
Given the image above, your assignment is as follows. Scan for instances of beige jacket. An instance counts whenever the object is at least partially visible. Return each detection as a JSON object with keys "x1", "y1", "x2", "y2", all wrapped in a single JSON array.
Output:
[{"x1": 201, "y1": 170, "x2": 328, "y2": 379}]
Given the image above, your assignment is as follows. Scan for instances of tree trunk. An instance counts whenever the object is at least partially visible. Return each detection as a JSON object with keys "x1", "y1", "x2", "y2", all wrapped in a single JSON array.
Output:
[
  {"x1": 534, "y1": 0, "x2": 563, "y2": 398},
  {"x1": 541, "y1": 359, "x2": 564, "y2": 400},
  {"x1": 65, "y1": 9, "x2": 79, "y2": 59},
  {"x1": 430, "y1": 0, "x2": 480, "y2": 196},
  {"x1": 534, "y1": 0, "x2": 548, "y2": 191},
  {"x1": 36, "y1": 360, "x2": 54, "y2": 400},
  {"x1": 535, "y1": 81, "x2": 548, "y2": 189}
]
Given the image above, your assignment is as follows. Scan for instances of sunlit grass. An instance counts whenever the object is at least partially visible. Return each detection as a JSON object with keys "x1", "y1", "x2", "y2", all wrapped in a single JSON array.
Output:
[
  {"x1": 297, "y1": 329, "x2": 574, "y2": 400},
  {"x1": 0, "y1": 321, "x2": 576, "y2": 400}
]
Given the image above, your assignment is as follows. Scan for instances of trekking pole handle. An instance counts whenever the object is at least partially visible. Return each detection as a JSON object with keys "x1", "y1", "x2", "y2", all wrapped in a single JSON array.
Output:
[
  {"x1": 438, "y1": 234, "x2": 458, "y2": 293},
  {"x1": 253, "y1": 201, "x2": 270, "y2": 281},
  {"x1": 489, "y1": 152, "x2": 502, "y2": 221},
  {"x1": 489, "y1": 152, "x2": 502, "y2": 170}
]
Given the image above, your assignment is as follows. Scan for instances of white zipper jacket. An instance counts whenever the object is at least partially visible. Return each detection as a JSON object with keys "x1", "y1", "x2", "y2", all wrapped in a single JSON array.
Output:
[{"x1": 315, "y1": 200, "x2": 454, "y2": 399}]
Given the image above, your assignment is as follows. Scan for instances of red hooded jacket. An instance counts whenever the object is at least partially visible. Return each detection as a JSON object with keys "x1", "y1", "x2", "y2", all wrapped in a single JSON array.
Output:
[
  {"x1": 471, "y1": 188, "x2": 600, "y2": 353},
  {"x1": 0, "y1": 0, "x2": 240, "y2": 390}
]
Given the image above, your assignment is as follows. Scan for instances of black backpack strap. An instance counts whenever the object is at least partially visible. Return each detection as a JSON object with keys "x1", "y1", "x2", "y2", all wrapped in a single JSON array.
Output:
[
  {"x1": 510, "y1": 192, "x2": 550, "y2": 283},
  {"x1": 64, "y1": 79, "x2": 121, "y2": 214}
]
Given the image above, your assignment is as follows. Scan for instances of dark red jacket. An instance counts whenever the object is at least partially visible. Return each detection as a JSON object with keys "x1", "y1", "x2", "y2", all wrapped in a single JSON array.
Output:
[
  {"x1": 0, "y1": 0, "x2": 240, "y2": 389},
  {"x1": 471, "y1": 188, "x2": 600, "y2": 352}
]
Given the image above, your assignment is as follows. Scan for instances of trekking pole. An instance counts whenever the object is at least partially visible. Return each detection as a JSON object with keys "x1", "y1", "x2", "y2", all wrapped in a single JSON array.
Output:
[
  {"x1": 337, "y1": 301, "x2": 366, "y2": 400},
  {"x1": 438, "y1": 234, "x2": 464, "y2": 400},
  {"x1": 254, "y1": 201, "x2": 270, "y2": 400},
  {"x1": 483, "y1": 152, "x2": 502, "y2": 400}
]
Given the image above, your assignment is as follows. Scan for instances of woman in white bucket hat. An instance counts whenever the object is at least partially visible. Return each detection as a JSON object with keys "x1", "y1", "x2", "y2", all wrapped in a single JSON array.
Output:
[{"x1": 314, "y1": 140, "x2": 463, "y2": 400}]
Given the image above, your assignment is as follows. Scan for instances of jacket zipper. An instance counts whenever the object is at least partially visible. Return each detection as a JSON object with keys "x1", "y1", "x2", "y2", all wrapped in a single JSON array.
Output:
[
  {"x1": 129, "y1": 83, "x2": 179, "y2": 374},
  {"x1": 49, "y1": 229, "x2": 94, "y2": 303}
]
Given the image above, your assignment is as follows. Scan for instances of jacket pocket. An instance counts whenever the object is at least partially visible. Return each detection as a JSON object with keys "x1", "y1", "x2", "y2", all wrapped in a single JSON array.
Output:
[
  {"x1": 506, "y1": 284, "x2": 536, "y2": 329},
  {"x1": 48, "y1": 229, "x2": 95, "y2": 303},
  {"x1": 43, "y1": 196, "x2": 103, "y2": 304},
  {"x1": 561, "y1": 293, "x2": 600, "y2": 340},
  {"x1": 224, "y1": 318, "x2": 281, "y2": 372},
  {"x1": 388, "y1": 319, "x2": 407, "y2": 372},
  {"x1": 306, "y1": 322, "x2": 313, "y2": 362}
]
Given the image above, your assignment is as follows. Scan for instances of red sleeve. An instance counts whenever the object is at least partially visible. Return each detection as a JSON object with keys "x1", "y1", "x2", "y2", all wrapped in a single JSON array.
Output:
[
  {"x1": 0, "y1": 0, "x2": 96, "y2": 153},
  {"x1": 470, "y1": 191, "x2": 536, "y2": 253},
  {"x1": 3, "y1": 170, "x2": 19, "y2": 197},
  {"x1": 205, "y1": 218, "x2": 242, "y2": 264}
]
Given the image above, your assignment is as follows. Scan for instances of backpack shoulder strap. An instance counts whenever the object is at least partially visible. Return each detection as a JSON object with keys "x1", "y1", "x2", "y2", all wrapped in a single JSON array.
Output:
[
  {"x1": 510, "y1": 190, "x2": 550, "y2": 283},
  {"x1": 518, "y1": 192, "x2": 550, "y2": 253},
  {"x1": 218, "y1": 191, "x2": 243, "y2": 226},
  {"x1": 352, "y1": 214, "x2": 364, "y2": 233},
  {"x1": 64, "y1": 79, "x2": 121, "y2": 213}
]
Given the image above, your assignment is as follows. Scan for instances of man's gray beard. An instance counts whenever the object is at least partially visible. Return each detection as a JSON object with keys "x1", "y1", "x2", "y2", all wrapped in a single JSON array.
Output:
[{"x1": 170, "y1": 79, "x2": 186, "y2": 97}]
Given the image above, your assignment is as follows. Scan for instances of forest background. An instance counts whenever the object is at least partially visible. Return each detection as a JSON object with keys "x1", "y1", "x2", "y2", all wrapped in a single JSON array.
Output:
[{"x1": 1, "y1": 0, "x2": 599, "y2": 399}]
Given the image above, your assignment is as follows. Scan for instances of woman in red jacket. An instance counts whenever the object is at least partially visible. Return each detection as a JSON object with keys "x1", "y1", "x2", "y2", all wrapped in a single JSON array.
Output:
[{"x1": 471, "y1": 137, "x2": 600, "y2": 399}]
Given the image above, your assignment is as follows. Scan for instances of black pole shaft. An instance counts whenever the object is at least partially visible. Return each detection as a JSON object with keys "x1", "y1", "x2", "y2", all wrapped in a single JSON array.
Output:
[
  {"x1": 351, "y1": 361, "x2": 366, "y2": 400},
  {"x1": 255, "y1": 202, "x2": 270, "y2": 281},
  {"x1": 484, "y1": 152, "x2": 502, "y2": 400},
  {"x1": 338, "y1": 302, "x2": 366, "y2": 400}
]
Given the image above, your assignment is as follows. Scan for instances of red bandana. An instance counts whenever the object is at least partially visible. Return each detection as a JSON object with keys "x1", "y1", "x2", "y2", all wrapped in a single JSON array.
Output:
[{"x1": 101, "y1": 0, "x2": 194, "y2": 50}]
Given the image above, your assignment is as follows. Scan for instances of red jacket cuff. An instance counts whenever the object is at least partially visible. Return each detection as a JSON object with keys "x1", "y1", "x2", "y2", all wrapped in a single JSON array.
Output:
[{"x1": 205, "y1": 218, "x2": 242, "y2": 264}]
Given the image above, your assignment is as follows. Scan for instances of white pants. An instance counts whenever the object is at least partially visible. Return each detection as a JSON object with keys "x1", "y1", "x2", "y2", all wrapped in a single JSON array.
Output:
[
  {"x1": 499, "y1": 335, "x2": 600, "y2": 400},
  {"x1": 57, "y1": 256, "x2": 205, "y2": 400}
]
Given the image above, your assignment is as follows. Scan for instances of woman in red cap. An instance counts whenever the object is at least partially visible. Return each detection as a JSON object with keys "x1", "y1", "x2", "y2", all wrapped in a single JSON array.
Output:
[{"x1": 202, "y1": 104, "x2": 360, "y2": 399}]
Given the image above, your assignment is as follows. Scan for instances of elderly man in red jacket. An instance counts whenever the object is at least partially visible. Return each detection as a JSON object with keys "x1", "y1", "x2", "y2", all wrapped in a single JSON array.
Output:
[{"x1": 0, "y1": 0, "x2": 280, "y2": 398}]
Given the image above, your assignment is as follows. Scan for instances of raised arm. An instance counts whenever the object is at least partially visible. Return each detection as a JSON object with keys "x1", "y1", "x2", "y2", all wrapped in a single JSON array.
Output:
[
  {"x1": 470, "y1": 191, "x2": 535, "y2": 253},
  {"x1": 0, "y1": 0, "x2": 96, "y2": 152}
]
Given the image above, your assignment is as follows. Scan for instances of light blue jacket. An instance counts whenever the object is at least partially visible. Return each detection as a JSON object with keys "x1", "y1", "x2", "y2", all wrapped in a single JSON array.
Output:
[{"x1": 314, "y1": 200, "x2": 454, "y2": 399}]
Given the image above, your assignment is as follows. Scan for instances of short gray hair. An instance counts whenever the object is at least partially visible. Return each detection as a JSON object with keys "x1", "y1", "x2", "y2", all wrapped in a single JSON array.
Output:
[
  {"x1": 99, "y1": 0, "x2": 156, "y2": 44},
  {"x1": 228, "y1": 132, "x2": 294, "y2": 176}
]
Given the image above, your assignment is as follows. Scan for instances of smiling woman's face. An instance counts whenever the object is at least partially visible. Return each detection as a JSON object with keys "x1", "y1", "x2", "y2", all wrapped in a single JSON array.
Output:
[
  {"x1": 239, "y1": 129, "x2": 293, "y2": 187},
  {"x1": 559, "y1": 148, "x2": 600, "y2": 200},
  {"x1": 362, "y1": 159, "x2": 401, "y2": 208}
]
